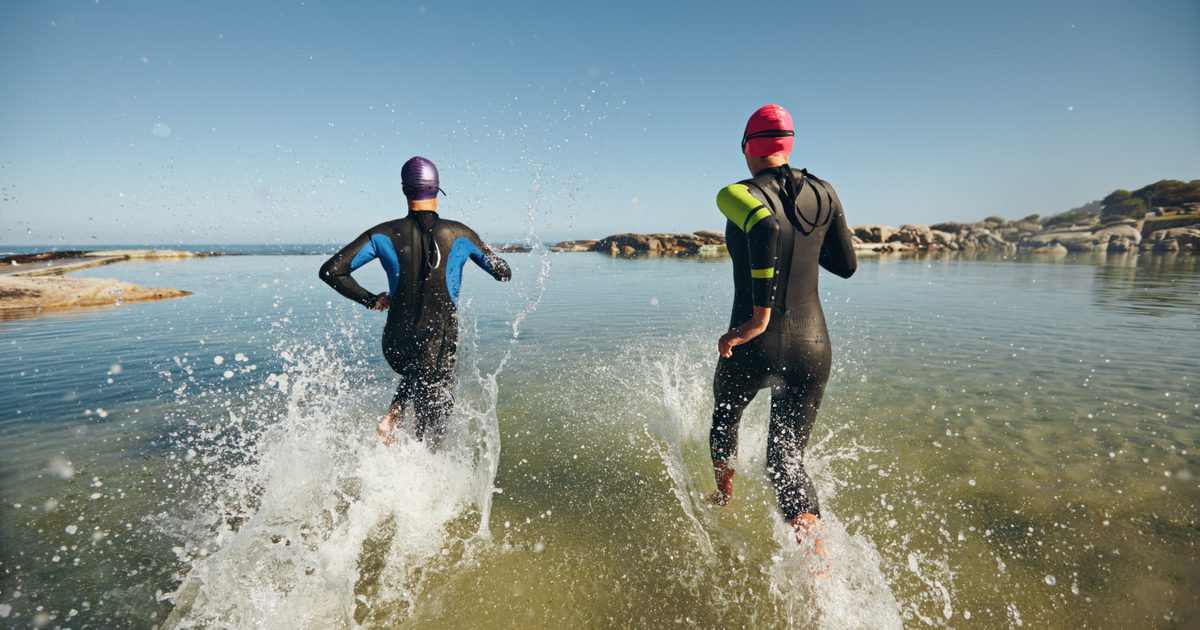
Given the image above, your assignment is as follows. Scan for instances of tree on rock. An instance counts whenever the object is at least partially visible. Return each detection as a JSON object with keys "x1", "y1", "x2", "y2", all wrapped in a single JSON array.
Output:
[{"x1": 1100, "y1": 196, "x2": 1147, "y2": 223}]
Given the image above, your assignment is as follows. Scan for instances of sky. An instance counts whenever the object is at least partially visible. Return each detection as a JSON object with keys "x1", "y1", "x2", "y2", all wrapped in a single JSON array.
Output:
[{"x1": 1, "y1": 0, "x2": 1197, "y2": 245}]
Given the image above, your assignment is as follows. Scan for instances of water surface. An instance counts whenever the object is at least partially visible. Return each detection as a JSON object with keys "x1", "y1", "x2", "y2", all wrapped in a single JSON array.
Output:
[{"x1": 1, "y1": 251, "x2": 1197, "y2": 628}]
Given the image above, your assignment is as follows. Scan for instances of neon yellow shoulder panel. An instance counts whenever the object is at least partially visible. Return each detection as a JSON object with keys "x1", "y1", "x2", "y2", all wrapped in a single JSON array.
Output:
[{"x1": 716, "y1": 184, "x2": 771, "y2": 233}]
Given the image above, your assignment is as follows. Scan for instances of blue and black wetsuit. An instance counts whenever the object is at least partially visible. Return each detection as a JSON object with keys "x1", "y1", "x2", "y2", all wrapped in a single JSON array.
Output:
[
  {"x1": 712, "y1": 165, "x2": 856, "y2": 521},
  {"x1": 320, "y1": 211, "x2": 511, "y2": 445}
]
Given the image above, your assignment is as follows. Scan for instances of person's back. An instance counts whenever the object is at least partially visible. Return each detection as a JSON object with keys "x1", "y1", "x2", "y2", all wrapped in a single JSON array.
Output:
[
  {"x1": 720, "y1": 164, "x2": 855, "y2": 340},
  {"x1": 319, "y1": 156, "x2": 510, "y2": 448}
]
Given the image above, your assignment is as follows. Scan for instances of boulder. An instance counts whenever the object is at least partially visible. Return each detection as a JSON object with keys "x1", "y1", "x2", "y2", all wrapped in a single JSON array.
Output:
[
  {"x1": 1143, "y1": 226, "x2": 1200, "y2": 251},
  {"x1": 930, "y1": 230, "x2": 956, "y2": 245},
  {"x1": 888, "y1": 224, "x2": 934, "y2": 247},
  {"x1": 1094, "y1": 224, "x2": 1142, "y2": 245},
  {"x1": 1009, "y1": 220, "x2": 1043, "y2": 233},
  {"x1": 1107, "y1": 237, "x2": 1137, "y2": 253},
  {"x1": 1021, "y1": 229, "x2": 1099, "y2": 252},
  {"x1": 549, "y1": 240, "x2": 597, "y2": 252},
  {"x1": 853, "y1": 225, "x2": 895, "y2": 243},
  {"x1": 587, "y1": 231, "x2": 727, "y2": 256},
  {"x1": 1029, "y1": 243, "x2": 1069, "y2": 255}
]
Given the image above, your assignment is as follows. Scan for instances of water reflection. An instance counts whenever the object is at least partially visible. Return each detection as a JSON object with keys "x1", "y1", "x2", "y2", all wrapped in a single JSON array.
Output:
[
  {"x1": 1090, "y1": 253, "x2": 1200, "y2": 320},
  {"x1": 863, "y1": 250, "x2": 1198, "y2": 320}
]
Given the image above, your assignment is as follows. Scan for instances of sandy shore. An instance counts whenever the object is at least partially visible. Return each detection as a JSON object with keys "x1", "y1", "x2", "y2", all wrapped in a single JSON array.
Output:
[{"x1": 0, "y1": 249, "x2": 197, "y2": 312}]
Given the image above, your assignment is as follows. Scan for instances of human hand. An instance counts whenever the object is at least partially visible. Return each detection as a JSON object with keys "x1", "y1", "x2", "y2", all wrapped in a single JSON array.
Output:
[
  {"x1": 718, "y1": 306, "x2": 770, "y2": 357},
  {"x1": 370, "y1": 292, "x2": 390, "y2": 311},
  {"x1": 718, "y1": 321, "x2": 765, "y2": 357}
]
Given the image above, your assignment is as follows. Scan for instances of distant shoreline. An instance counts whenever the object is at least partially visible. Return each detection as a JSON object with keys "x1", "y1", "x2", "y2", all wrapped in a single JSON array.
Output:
[{"x1": 546, "y1": 213, "x2": 1199, "y2": 258}]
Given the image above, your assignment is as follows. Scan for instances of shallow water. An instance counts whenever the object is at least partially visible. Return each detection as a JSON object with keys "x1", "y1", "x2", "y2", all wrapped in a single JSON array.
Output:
[{"x1": 0, "y1": 251, "x2": 1197, "y2": 628}]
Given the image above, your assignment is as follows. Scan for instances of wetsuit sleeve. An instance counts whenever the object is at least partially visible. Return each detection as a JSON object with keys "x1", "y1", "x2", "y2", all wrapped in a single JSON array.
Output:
[
  {"x1": 819, "y1": 193, "x2": 857, "y2": 278},
  {"x1": 717, "y1": 184, "x2": 779, "y2": 307},
  {"x1": 318, "y1": 229, "x2": 382, "y2": 307},
  {"x1": 465, "y1": 230, "x2": 512, "y2": 282}
]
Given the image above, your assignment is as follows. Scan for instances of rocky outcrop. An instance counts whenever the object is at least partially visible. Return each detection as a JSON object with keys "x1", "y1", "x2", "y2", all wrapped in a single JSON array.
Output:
[
  {"x1": 552, "y1": 231, "x2": 726, "y2": 256},
  {"x1": 1140, "y1": 226, "x2": 1200, "y2": 252},
  {"x1": 0, "y1": 275, "x2": 191, "y2": 311},
  {"x1": 552, "y1": 213, "x2": 1198, "y2": 258},
  {"x1": 0, "y1": 249, "x2": 200, "y2": 314},
  {"x1": 547, "y1": 240, "x2": 597, "y2": 252},
  {"x1": 3, "y1": 249, "x2": 208, "y2": 277},
  {"x1": 854, "y1": 223, "x2": 1017, "y2": 253},
  {"x1": 852, "y1": 216, "x2": 1197, "y2": 255}
]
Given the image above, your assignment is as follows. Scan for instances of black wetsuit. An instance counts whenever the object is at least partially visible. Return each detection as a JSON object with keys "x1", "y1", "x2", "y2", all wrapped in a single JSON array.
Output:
[
  {"x1": 319, "y1": 211, "x2": 511, "y2": 445},
  {"x1": 711, "y1": 165, "x2": 856, "y2": 521}
]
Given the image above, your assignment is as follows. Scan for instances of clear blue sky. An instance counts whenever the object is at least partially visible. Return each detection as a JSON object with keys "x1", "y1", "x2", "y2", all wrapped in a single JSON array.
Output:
[{"x1": 2, "y1": 0, "x2": 1197, "y2": 245}]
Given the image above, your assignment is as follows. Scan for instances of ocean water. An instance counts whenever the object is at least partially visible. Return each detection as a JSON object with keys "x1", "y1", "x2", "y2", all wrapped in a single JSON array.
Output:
[{"x1": 0, "y1": 250, "x2": 1197, "y2": 628}]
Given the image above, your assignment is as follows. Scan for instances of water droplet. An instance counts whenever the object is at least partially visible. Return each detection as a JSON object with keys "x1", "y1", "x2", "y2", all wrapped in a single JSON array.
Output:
[{"x1": 48, "y1": 456, "x2": 75, "y2": 479}]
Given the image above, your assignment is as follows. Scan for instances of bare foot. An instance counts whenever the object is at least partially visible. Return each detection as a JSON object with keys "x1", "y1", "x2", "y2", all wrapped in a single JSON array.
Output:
[
  {"x1": 707, "y1": 460, "x2": 735, "y2": 506},
  {"x1": 376, "y1": 416, "x2": 397, "y2": 447},
  {"x1": 792, "y1": 513, "x2": 829, "y2": 576},
  {"x1": 706, "y1": 489, "x2": 731, "y2": 506}
]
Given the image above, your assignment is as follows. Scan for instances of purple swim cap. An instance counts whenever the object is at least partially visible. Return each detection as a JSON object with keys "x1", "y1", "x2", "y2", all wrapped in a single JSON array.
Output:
[{"x1": 401, "y1": 156, "x2": 445, "y2": 201}]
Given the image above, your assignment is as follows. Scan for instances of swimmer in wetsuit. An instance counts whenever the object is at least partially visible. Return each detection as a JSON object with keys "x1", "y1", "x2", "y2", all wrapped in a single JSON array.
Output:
[
  {"x1": 707, "y1": 104, "x2": 857, "y2": 552},
  {"x1": 319, "y1": 156, "x2": 511, "y2": 449}
]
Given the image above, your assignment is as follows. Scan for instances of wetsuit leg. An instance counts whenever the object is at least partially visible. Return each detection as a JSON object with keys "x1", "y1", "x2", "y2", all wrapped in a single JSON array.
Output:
[
  {"x1": 710, "y1": 342, "x2": 769, "y2": 463},
  {"x1": 412, "y1": 366, "x2": 454, "y2": 449},
  {"x1": 383, "y1": 335, "x2": 418, "y2": 410},
  {"x1": 766, "y1": 338, "x2": 831, "y2": 521},
  {"x1": 390, "y1": 374, "x2": 415, "y2": 408},
  {"x1": 383, "y1": 327, "x2": 457, "y2": 450}
]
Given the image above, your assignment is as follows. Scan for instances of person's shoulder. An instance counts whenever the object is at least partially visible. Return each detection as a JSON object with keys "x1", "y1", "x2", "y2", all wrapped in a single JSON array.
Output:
[
  {"x1": 363, "y1": 218, "x2": 405, "y2": 235},
  {"x1": 798, "y1": 167, "x2": 836, "y2": 189},
  {"x1": 717, "y1": 180, "x2": 751, "y2": 194},
  {"x1": 798, "y1": 168, "x2": 843, "y2": 210},
  {"x1": 435, "y1": 217, "x2": 478, "y2": 237},
  {"x1": 717, "y1": 180, "x2": 766, "y2": 206}
]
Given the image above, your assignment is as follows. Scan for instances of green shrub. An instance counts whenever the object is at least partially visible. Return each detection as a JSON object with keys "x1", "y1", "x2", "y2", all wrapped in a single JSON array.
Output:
[{"x1": 1100, "y1": 197, "x2": 1147, "y2": 222}]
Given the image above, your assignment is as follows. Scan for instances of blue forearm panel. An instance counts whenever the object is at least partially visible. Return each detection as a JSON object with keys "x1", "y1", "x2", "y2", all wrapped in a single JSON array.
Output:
[{"x1": 445, "y1": 237, "x2": 482, "y2": 305}]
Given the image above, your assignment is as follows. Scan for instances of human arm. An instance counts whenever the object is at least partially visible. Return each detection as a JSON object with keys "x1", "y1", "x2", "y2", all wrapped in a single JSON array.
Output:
[
  {"x1": 718, "y1": 306, "x2": 771, "y2": 358},
  {"x1": 819, "y1": 194, "x2": 857, "y2": 278},
  {"x1": 466, "y1": 232, "x2": 512, "y2": 282},
  {"x1": 318, "y1": 229, "x2": 387, "y2": 308},
  {"x1": 716, "y1": 184, "x2": 780, "y2": 356}
]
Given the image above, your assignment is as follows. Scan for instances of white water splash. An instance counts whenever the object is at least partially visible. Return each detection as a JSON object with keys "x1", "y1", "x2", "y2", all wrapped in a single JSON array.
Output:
[
  {"x1": 159, "y1": 346, "x2": 492, "y2": 628},
  {"x1": 638, "y1": 339, "x2": 908, "y2": 629},
  {"x1": 644, "y1": 346, "x2": 718, "y2": 556},
  {"x1": 163, "y1": 195, "x2": 554, "y2": 628}
]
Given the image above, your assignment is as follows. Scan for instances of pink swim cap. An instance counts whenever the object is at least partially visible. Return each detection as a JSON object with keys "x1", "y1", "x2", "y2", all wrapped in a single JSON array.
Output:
[{"x1": 742, "y1": 104, "x2": 794, "y2": 157}]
